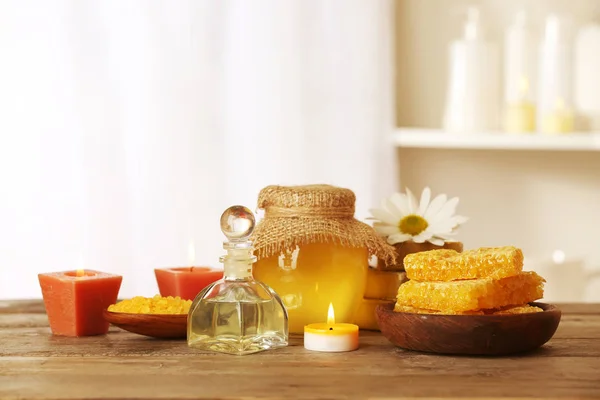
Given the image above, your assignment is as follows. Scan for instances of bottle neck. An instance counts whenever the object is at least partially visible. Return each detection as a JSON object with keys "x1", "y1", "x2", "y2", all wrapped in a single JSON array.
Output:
[{"x1": 220, "y1": 247, "x2": 255, "y2": 280}]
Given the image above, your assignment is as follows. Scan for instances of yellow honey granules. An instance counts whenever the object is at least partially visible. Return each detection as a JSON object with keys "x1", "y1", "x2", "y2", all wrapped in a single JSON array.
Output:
[{"x1": 108, "y1": 295, "x2": 192, "y2": 314}]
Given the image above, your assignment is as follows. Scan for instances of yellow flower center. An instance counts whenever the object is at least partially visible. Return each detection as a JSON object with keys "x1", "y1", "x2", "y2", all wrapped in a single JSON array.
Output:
[{"x1": 399, "y1": 214, "x2": 428, "y2": 236}]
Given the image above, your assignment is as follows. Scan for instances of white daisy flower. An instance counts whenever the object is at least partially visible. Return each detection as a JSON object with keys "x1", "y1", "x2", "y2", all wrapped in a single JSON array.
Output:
[{"x1": 369, "y1": 187, "x2": 468, "y2": 246}]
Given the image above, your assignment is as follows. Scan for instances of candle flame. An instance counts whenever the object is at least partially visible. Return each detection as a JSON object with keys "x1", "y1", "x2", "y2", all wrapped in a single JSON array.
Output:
[
  {"x1": 327, "y1": 303, "x2": 335, "y2": 325},
  {"x1": 76, "y1": 269, "x2": 85, "y2": 277},
  {"x1": 187, "y1": 240, "x2": 196, "y2": 266}
]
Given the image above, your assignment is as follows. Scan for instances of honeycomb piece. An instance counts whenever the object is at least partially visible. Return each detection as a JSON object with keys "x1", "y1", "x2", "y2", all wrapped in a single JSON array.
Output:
[
  {"x1": 394, "y1": 303, "x2": 543, "y2": 315},
  {"x1": 394, "y1": 304, "x2": 484, "y2": 315},
  {"x1": 395, "y1": 271, "x2": 544, "y2": 312},
  {"x1": 404, "y1": 246, "x2": 524, "y2": 282},
  {"x1": 489, "y1": 304, "x2": 543, "y2": 315}
]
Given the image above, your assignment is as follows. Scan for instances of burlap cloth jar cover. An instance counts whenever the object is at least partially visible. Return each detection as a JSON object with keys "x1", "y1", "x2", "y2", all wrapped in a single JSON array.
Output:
[{"x1": 251, "y1": 185, "x2": 396, "y2": 264}]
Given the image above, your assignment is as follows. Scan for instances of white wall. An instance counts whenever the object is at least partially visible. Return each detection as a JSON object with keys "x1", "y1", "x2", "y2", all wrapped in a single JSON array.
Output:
[{"x1": 0, "y1": 0, "x2": 397, "y2": 300}]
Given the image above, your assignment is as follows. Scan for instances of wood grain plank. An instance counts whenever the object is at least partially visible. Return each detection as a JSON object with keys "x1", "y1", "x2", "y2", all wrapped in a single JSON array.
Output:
[
  {"x1": 0, "y1": 314, "x2": 51, "y2": 328},
  {"x1": 552, "y1": 303, "x2": 600, "y2": 315},
  {"x1": 0, "y1": 300, "x2": 46, "y2": 314},
  {"x1": 1, "y1": 311, "x2": 600, "y2": 357},
  {"x1": 2, "y1": 312, "x2": 600, "y2": 337},
  {"x1": 1, "y1": 355, "x2": 599, "y2": 399},
  {"x1": 1, "y1": 327, "x2": 599, "y2": 358},
  {"x1": 552, "y1": 314, "x2": 600, "y2": 339},
  {"x1": 1, "y1": 301, "x2": 600, "y2": 399}
]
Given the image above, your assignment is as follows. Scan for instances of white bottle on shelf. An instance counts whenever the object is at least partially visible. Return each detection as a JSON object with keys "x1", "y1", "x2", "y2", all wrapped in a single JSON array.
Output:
[
  {"x1": 537, "y1": 14, "x2": 575, "y2": 134},
  {"x1": 574, "y1": 15, "x2": 600, "y2": 131},
  {"x1": 503, "y1": 10, "x2": 537, "y2": 134},
  {"x1": 442, "y1": 7, "x2": 499, "y2": 134}
]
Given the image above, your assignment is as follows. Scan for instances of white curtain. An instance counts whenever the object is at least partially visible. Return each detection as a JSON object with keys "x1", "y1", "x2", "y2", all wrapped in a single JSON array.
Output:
[{"x1": 0, "y1": 0, "x2": 397, "y2": 299}]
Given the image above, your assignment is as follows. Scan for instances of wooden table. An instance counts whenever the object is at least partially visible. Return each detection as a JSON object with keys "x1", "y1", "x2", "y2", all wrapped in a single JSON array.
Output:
[{"x1": 1, "y1": 301, "x2": 600, "y2": 399}]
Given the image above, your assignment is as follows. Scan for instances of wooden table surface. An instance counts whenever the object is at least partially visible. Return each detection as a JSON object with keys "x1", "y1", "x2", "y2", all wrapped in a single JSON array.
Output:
[{"x1": 1, "y1": 301, "x2": 600, "y2": 400}]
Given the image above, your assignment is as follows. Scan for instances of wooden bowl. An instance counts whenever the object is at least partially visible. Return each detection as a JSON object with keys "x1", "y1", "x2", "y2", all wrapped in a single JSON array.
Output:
[
  {"x1": 103, "y1": 309, "x2": 187, "y2": 339},
  {"x1": 375, "y1": 302, "x2": 561, "y2": 355}
]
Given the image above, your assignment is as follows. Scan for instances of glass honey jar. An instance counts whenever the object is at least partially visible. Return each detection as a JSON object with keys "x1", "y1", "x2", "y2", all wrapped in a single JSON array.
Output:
[{"x1": 252, "y1": 185, "x2": 395, "y2": 334}]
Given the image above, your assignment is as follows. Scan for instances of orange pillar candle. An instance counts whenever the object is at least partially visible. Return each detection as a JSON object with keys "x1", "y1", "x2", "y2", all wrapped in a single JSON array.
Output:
[
  {"x1": 155, "y1": 267, "x2": 223, "y2": 300},
  {"x1": 38, "y1": 269, "x2": 122, "y2": 337}
]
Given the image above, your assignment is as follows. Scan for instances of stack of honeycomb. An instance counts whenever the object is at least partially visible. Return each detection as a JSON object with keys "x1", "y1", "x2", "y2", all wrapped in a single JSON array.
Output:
[{"x1": 395, "y1": 246, "x2": 545, "y2": 315}]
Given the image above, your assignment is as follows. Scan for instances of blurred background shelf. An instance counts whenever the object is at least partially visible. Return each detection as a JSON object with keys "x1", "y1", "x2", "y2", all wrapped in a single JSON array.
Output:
[
  {"x1": 392, "y1": 1, "x2": 600, "y2": 303},
  {"x1": 393, "y1": 128, "x2": 600, "y2": 151}
]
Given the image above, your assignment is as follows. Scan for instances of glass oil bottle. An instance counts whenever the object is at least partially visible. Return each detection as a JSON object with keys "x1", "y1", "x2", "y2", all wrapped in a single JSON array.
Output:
[{"x1": 187, "y1": 205, "x2": 289, "y2": 355}]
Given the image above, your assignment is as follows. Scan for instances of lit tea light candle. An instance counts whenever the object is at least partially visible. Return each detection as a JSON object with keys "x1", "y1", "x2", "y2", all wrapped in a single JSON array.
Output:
[
  {"x1": 155, "y1": 241, "x2": 223, "y2": 300},
  {"x1": 304, "y1": 303, "x2": 359, "y2": 352},
  {"x1": 38, "y1": 268, "x2": 122, "y2": 337}
]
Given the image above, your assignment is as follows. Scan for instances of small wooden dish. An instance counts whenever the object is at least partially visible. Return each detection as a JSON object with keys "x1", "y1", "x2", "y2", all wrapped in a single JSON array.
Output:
[
  {"x1": 375, "y1": 302, "x2": 561, "y2": 356},
  {"x1": 103, "y1": 309, "x2": 187, "y2": 339}
]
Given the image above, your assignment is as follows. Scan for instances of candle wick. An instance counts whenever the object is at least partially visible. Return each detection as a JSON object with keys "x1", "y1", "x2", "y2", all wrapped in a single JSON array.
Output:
[{"x1": 329, "y1": 327, "x2": 333, "y2": 331}]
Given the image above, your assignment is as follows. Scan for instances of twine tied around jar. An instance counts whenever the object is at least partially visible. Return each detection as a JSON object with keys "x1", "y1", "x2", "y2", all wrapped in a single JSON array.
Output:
[
  {"x1": 265, "y1": 206, "x2": 354, "y2": 219},
  {"x1": 251, "y1": 184, "x2": 397, "y2": 265}
]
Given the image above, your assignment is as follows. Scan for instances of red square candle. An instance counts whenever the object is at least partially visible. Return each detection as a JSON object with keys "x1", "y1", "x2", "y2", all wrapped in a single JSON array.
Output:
[
  {"x1": 155, "y1": 267, "x2": 223, "y2": 300},
  {"x1": 38, "y1": 270, "x2": 122, "y2": 337}
]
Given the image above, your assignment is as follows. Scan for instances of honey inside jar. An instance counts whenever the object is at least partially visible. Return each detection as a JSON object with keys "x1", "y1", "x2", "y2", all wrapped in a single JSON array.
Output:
[
  {"x1": 251, "y1": 184, "x2": 396, "y2": 334},
  {"x1": 254, "y1": 243, "x2": 368, "y2": 334}
]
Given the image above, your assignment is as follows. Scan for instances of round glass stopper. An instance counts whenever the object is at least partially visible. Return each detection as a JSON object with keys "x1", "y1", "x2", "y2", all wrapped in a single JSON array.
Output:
[{"x1": 220, "y1": 205, "x2": 255, "y2": 241}]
